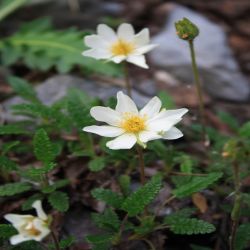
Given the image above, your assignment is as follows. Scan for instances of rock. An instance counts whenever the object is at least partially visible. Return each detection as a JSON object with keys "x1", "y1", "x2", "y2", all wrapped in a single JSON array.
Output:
[
  {"x1": 1, "y1": 74, "x2": 150, "y2": 123},
  {"x1": 149, "y1": 4, "x2": 250, "y2": 102}
]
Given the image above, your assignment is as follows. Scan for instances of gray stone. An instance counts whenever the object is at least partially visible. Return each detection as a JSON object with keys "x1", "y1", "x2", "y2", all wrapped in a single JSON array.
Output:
[
  {"x1": 1, "y1": 75, "x2": 150, "y2": 123},
  {"x1": 149, "y1": 4, "x2": 250, "y2": 102}
]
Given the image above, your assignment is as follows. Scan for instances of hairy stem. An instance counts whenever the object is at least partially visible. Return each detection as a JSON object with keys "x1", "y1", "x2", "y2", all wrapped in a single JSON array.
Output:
[
  {"x1": 188, "y1": 40, "x2": 207, "y2": 143},
  {"x1": 229, "y1": 162, "x2": 242, "y2": 250},
  {"x1": 136, "y1": 146, "x2": 145, "y2": 185},
  {"x1": 51, "y1": 230, "x2": 60, "y2": 250},
  {"x1": 123, "y1": 61, "x2": 132, "y2": 97}
]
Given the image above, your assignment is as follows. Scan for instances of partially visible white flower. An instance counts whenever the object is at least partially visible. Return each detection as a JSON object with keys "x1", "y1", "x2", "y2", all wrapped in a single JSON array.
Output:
[
  {"x1": 82, "y1": 23, "x2": 157, "y2": 68},
  {"x1": 83, "y1": 91, "x2": 188, "y2": 150},
  {"x1": 4, "y1": 200, "x2": 50, "y2": 245}
]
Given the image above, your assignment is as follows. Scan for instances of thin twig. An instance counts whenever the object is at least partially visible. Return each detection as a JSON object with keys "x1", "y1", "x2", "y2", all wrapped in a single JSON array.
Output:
[
  {"x1": 155, "y1": 195, "x2": 176, "y2": 217},
  {"x1": 188, "y1": 40, "x2": 208, "y2": 144},
  {"x1": 142, "y1": 238, "x2": 157, "y2": 250},
  {"x1": 51, "y1": 230, "x2": 60, "y2": 250},
  {"x1": 170, "y1": 171, "x2": 208, "y2": 177}
]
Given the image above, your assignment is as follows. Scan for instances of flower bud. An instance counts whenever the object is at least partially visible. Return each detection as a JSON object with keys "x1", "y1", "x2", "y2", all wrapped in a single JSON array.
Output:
[{"x1": 175, "y1": 17, "x2": 199, "y2": 41}]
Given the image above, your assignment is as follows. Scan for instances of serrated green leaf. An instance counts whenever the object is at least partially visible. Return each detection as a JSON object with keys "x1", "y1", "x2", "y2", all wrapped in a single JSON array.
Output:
[
  {"x1": 33, "y1": 129, "x2": 55, "y2": 164},
  {"x1": 41, "y1": 179, "x2": 69, "y2": 194},
  {"x1": 88, "y1": 157, "x2": 106, "y2": 172},
  {"x1": 163, "y1": 208, "x2": 196, "y2": 224},
  {"x1": 92, "y1": 208, "x2": 120, "y2": 232},
  {"x1": 1, "y1": 141, "x2": 20, "y2": 155},
  {"x1": 10, "y1": 240, "x2": 43, "y2": 250},
  {"x1": 239, "y1": 121, "x2": 250, "y2": 138},
  {"x1": 0, "y1": 182, "x2": 32, "y2": 197},
  {"x1": 0, "y1": 224, "x2": 17, "y2": 239},
  {"x1": 48, "y1": 191, "x2": 69, "y2": 212},
  {"x1": 8, "y1": 76, "x2": 39, "y2": 103},
  {"x1": 59, "y1": 236, "x2": 76, "y2": 249},
  {"x1": 173, "y1": 172, "x2": 223, "y2": 198},
  {"x1": 166, "y1": 217, "x2": 215, "y2": 235},
  {"x1": 122, "y1": 175, "x2": 162, "y2": 216},
  {"x1": 118, "y1": 175, "x2": 131, "y2": 196},
  {"x1": 235, "y1": 223, "x2": 250, "y2": 250},
  {"x1": 91, "y1": 188, "x2": 124, "y2": 209},
  {"x1": 134, "y1": 216, "x2": 156, "y2": 236},
  {"x1": 0, "y1": 124, "x2": 28, "y2": 135},
  {"x1": 0, "y1": 19, "x2": 122, "y2": 76},
  {"x1": 86, "y1": 234, "x2": 112, "y2": 250},
  {"x1": 0, "y1": 156, "x2": 18, "y2": 172}
]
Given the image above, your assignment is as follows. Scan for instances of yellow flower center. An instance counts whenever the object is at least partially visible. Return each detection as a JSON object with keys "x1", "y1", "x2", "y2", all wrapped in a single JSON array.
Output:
[
  {"x1": 110, "y1": 40, "x2": 135, "y2": 56},
  {"x1": 21, "y1": 219, "x2": 42, "y2": 236},
  {"x1": 121, "y1": 113, "x2": 146, "y2": 133}
]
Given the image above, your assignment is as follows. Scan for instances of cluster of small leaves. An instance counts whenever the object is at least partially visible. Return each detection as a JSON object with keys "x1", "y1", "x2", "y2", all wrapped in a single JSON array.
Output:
[{"x1": 0, "y1": 18, "x2": 121, "y2": 76}]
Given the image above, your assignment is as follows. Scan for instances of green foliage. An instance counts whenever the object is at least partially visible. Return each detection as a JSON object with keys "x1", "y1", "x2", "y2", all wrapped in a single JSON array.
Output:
[
  {"x1": 0, "y1": 156, "x2": 18, "y2": 172},
  {"x1": 175, "y1": 154, "x2": 194, "y2": 173},
  {"x1": 158, "y1": 91, "x2": 175, "y2": 109},
  {"x1": 217, "y1": 111, "x2": 239, "y2": 131},
  {"x1": 122, "y1": 175, "x2": 162, "y2": 216},
  {"x1": 165, "y1": 217, "x2": 215, "y2": 235},
  {"x1": 239, "y1": 121, "x2": 250, "y2": 138},
  {"x1": 173, "y1": 172, "x2": 223, "y2": 198},
  {"x1": 164, "y1": 208, "x2": 196, "y2": 224},
  {"x1": 22, "y1": 193, "x2": 44, "y2": 211},
  {"x1": 134, "y1": 216, "x2": 156, "y2": 236},
  {"x1": 0, "y1": 18, "x2": 121, "y2": 76},
  {"x1": 33, "y1": 128, "x2": 55, "y2": 164},
  {"x1": 91, "y1": 188, "x2": 124, "y2": 209},
  {"x1": 118, "y1": 175, "x2": 131, "y2": 196},
  {"x1": 1, "y1": 141, "x2": 20, "y2": 155},
  {"x1": 0, "y1": 224, "x2": 17, "y2": 239},
  {"x1": 59, "y1": 236, "x2": 76, "y2": 249},
  {"x1": 0, "y1": 0, "x2": 30, "y2": 22},
  {"x1": 235, "y1": 223, "x2": 250, "y2": 250},
  {"x1": 10, "y1": 241, "x2": 43, "y2": 250},
  {"x1": 41, "y1": 179, "x2": 69, "y2": 194},
  {"x1": 67, "y1": 88, "x2": 95, "y2": 128},
  {"x1": 8, "y1": 76, "x2": 39, "y2": 103},
  {"x1": 0, "y1": 182, "x2": 32, "y2": 196},
  {"x1": 88, "y1": 157, "x2": 106, "y2": 172},
  {"x1": 85, "y1": 234, "x2": 112, "y2": 250},
  {"x1": 48, "y1": 191, "x2": 69, "y2": 212},
  {"x1": 92, "y1": 208, "x2": 120, "y2": 231},
  {"x1": 0, "y1": 124, "x2": 28, "y2": 135}
]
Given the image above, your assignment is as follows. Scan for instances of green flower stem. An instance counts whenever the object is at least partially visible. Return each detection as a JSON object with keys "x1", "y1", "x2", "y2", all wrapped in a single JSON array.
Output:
[
  {"x1": 0, "y1": 0, "x2": 30, "y2": 22},
  {"x1": 188, "y1": 40, "x2": 207, "y2": 143},
  {"x1": 123, "y1": 61, "x2": 132, "y2": 97},
  {"x1": 136, "y1": 146, "x2": 145, "y2": 185},
  {"x1": 229, "y1": 161, "x2": 242, "y2": 250},
  {"x1": 51, "y1": 230, "x2": 60, "y2": 250}
]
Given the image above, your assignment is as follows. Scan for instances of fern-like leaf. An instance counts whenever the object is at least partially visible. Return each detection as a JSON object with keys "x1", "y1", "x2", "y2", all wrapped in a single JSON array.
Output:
[
  {"x1": 122, "y1": 175, "x2": 162, "y2": 216},
  {"x1": 0, "y1": 182, "x2": 32, "y2": 196}
]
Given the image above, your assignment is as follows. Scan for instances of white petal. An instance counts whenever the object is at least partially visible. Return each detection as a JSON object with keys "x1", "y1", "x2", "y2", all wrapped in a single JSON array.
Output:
[
  {"x1": 162, "y1": 127, "x2": 183, "y2": 140},
  {"x1": 106, "y1": 133, "x2": 137, "y2": 150},
  {"x1": 126, "y1": 55, "x2": 148, "y2": 68},
  {"x1": 32, "y1": 200, "x2": 47, "y2": 220},
  {"x1": 90, "y1": 106, "x2": 122, "y2": 126},
  {"x1": 32, "y1": 219, "x2": 50, "y2": 241},
  {"x1": 115, "y1": 91, "x2": 138, "y2": 114},
  {"x1": 147, "y1": 117, "x2": 182, "y2": 132},
  {"x1": 10, "y1": 234, "x2": 31, "y2": 245},
  {"x1": 139, "y1": 130, "x2": 161, "y2": 143},
  {"x1": 84, "y1": 35, "x2": 108, "y2": 49},
  {"x1": 111, "y1": 55, "x2": 126, "y2": 63},
  {"x1": 83, "y1": 125, "x2": 124, "y2": 137},
  {"x1": 82, "y1": 49, "x2": 111, "y2": 59},
  {"x1": 97, "y1": 24, "x2": 117, "y2": 42},
  {"x1": 117, "y1": 23, "x2": 135, "y2": 41},
  {"x1": 133, "y1": 28, "x2": 150, "y2": 46},
  {"x1": 152, "y1": 108, "x2": 188, "y2": 121},
  {"x1": 4, "y1": 214, "x2": 32, "y2": 227},
  {"x1": 140, "y1": 96, "x2": 162, "y2": 119},
  {"x1": 134, "y1": 44, "x2": 158, "y2": 55}
]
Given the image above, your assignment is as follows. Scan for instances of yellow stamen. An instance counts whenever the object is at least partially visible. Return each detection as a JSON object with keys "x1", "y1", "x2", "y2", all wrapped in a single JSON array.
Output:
[
  {"x1": 121, "y1": 113, "x2": 146, "y2": 133},
  {"x1": 111, "y1": 40, "x2": 135, "y2": 56}
]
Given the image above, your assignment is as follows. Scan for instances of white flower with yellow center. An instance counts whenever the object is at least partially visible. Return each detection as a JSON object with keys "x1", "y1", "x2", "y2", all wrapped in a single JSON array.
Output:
[
  {"x1": 82, "y1": 23, "x2": 157, "y2": 68},
  {"x1": 83, "y1": 91, "x2": 188, "y2": 150},
  {"x1": 4, "y1": 200, "x2": 50, "y2": 245}
]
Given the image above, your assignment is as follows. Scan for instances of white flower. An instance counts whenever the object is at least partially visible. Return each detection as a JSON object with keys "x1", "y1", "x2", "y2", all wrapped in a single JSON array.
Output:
[
  {"x1": 83, "y1": 91, "x2": 188, "y2": 150},
  {"x1": 4, "y1": 200, "x2": 50, "y2": 245},
  {"x1": 82, "y1": 23, "x2": 157, "y2": 68}
]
